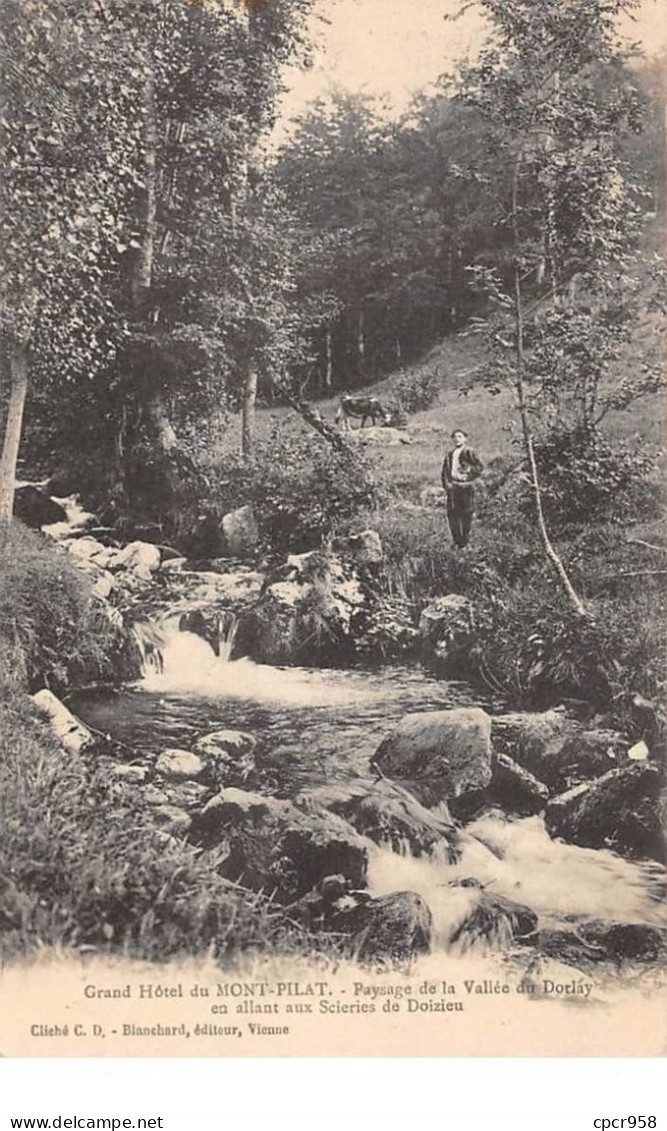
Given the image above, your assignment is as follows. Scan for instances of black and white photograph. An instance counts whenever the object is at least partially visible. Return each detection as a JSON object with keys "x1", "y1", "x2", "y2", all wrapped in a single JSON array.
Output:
[{"x1": 0, "y1": 0, "x2": 666, "y2": 1062}]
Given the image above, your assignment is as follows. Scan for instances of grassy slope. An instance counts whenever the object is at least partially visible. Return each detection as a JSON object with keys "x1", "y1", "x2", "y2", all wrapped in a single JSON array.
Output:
[{"x1": 223, "y1": 329, "x2": 664, "y2": 504}]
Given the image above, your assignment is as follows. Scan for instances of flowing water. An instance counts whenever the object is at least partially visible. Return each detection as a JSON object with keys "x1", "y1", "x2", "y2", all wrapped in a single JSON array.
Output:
[
  {"x1": 72, "y1": 620, "x2": 666, "y2": 955},
  {"x1": 74, "y1": 623, "x2": 479, "y2": 791}
]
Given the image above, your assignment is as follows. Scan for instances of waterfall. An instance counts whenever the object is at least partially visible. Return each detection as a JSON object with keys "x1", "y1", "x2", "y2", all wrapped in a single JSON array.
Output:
[
  {"x1": 367, "y1": 813, "x2": 666, "y2": 955},
  {"x1": 132, "y1": 610, "x2": 239, "y2": 680},
  {"x1": 131, "y1": 613, "x2": 377, "y2": 706}
]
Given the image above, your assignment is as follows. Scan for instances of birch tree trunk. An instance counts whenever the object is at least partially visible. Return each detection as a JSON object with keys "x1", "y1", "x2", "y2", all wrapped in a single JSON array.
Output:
[
  {"x1": 324, "y1": 326, "x2": 333, "y2": 390},
  {"x1": 241, "y1": 365, "x2": 258, "y2": 456},
  {"x1": 510, "y1": 154, "x2": 587, "y2": 617},
  {"x1": 132, "y1": 69, "x2": 157, "y2": 309},
  {"x1": 0, "y1": 341, "x2": 29, "y2": 529},
  {"x1": 357, "y1": 306, "x2": 366, "y2": 371}
]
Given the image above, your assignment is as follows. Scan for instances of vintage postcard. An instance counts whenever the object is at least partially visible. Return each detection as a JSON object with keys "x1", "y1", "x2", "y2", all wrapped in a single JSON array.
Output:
[{"x1": 0, "y1": 0, "x2": 665, "y2": 1060}]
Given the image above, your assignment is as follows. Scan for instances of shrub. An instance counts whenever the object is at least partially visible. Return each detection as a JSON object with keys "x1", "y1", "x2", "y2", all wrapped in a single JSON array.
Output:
[
  {"x1": 389, "y1": 366, "x2": 442, "y2": 416},
  {"x1": 211, "y1": 425, "x2": 380, "y2": 554},
  {"x1": 527, "y1": 425, "x2": 659, "y2": 528}
]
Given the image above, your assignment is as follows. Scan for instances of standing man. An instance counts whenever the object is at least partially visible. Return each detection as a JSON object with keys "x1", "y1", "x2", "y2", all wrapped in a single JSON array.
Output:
[{"x1": 441, "y1": 429, "x2": 484, "y2": 548}]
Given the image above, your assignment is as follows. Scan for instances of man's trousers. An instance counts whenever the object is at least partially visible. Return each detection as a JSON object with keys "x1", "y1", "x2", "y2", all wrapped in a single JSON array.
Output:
[{"x1": 446, "y1": 483, "x2": 475, "y2": 548}]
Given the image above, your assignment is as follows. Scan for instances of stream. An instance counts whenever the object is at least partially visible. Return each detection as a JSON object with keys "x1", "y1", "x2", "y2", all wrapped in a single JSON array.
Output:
[{"x1": 71, "y1": 624, "x2": 666, "y2": 958}]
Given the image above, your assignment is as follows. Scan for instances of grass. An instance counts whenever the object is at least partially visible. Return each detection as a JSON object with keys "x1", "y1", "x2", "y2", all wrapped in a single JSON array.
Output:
[
  {"x1": 0, "y1": 693, "x2": 331, "y2": 964},
  {"x1": 0, "y1": 521, "x2": 136, "y2": 695}
]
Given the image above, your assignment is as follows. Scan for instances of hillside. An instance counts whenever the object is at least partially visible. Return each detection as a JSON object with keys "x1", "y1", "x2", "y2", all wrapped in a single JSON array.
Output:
[{"x1": 222, "y1": 328, "x2": 665, "y2": 504}]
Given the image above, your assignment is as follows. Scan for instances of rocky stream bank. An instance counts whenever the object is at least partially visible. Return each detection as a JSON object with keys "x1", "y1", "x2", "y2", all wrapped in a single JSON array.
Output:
[{"x1": 19, "y1": 487, "x2": 667, "y2": 974}]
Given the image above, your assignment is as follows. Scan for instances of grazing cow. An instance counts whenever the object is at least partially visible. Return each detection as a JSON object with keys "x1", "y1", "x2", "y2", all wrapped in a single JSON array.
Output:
[{"x1": 335, "y1": 394, "x2": 390, "y2": 430}]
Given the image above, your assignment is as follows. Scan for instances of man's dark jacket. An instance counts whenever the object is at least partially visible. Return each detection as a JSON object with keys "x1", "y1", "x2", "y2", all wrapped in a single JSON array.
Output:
[{"x1": 441, "y1": 446, "x2": 484, "y2": 490}]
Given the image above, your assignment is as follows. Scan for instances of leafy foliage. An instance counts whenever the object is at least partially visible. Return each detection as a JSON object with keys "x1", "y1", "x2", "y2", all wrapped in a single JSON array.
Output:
[
  {"x1": 211, "y1": 425, "x2": 380, "y2": 554},
  {"x1": 527, "y1": 424, "x2": 659, "y2": 526},
  {"x1": 0, "y1": 522, "x2": 133, "y2": 694}
]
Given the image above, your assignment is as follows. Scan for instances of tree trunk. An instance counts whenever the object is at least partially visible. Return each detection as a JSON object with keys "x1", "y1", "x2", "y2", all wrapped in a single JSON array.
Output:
[
  {"x1": 241, "y1": 365, "x2": 258, "y2": 456},
  {"x1": 509, "y1": 149, "x2": 586, "y2": 617},
  {"x1": 357, "y1": 306, "x2": 366, "y2": 372},
  {"x1": 147, "y1": 391, "x2": 179, "y2": 455},
  {"x1": 513, "y1": 263, "x2": 587, "y2": 618},
  {"x1": 131, "y1": 68, "x2": 157, "y2": 311},
  {"x1": 277, "y1": 384, "x2": 355, "y2": 459},
  {"x1": 0, "y1": 342, "x2": 29, "y2": 529},
  {"x1": 324, "y1": 326, "x2": 333, "y2": 390}
]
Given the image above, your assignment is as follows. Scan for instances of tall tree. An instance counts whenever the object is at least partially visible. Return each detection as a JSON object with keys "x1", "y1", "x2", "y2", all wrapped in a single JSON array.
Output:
[
  {"x1": 0, "y1": 0, "x2": 140, "y2": 528},
  {"x1": 455, "y1": 0, "x2": 656, "y2": 614}
]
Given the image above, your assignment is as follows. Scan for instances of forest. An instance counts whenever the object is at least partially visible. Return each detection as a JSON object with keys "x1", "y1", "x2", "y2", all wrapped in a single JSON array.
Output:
[{"x1": 0, "y1": 0, "x2": 666, "y2": 990}]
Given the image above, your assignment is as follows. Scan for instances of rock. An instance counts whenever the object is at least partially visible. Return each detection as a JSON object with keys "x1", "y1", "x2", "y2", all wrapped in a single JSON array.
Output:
[
  {"x1": 153, "y1": 805, "x2": 192, "y2": 836},
  {"x1": 372, "y1": 707, "x2": 493, "y2": 806},
  {"x1": 155, "y1": 749, "x2": 206, "y2": 782},
  {"x1": 419, "y1": 486, "x2": 446, "y2": 508},
  {"x1": 65, "y1": 536, "x2": 117, "y2": 572},
  {"x1": 351, "y1": 891, "x2": 432, "y2": 963},
  {"x1": 161, "y1": 781, "x2": 212, "y2": 812},
  {"x1": 13, "y1": 485, "x2": 67, "y2": 528},
  {"x1": 194, "y1": 730, "x2": 257, "y2": 787},
  {"x1": 31, "y1": 689, "x2": 93, "y2": 755},
  {"x1": 110, "y1": 541, "x2": 161, "y2": 581},
  {"x1": 111, "y1": 763, "x2": 149, "y2": 784},
  {"x1": 90, "y1": 570, "x2": 115, "y2": 601},
  {"x1": 221, "y1": 505, "x2": 260, "y2": 558},
  {"x1": 236, "y1": 552, "x2": 366, "y2": 665},
  {"x1": 542, "y1": 729, "x2": 624, "y2": 792},
  {"x1": 160, "y1": 557, "x2": 188, "y2": 572},
  {"x1": 628, "y1": 740, "x2": 649, "y2": 762},
  {"x1": 196, "y1": 787, "x2": 368, "y2": 901},
  {"x1": 545, "y1": 763, "x2": 664, "y2": 861},
  {"x1": 538, "y1": 921, "x2": 667, "y2": 969},
  {"x1": 492, "y1": 711, "x2": 625, "y2": 790},
  {"x1": 142, "y1": 785, "x2": 170, "y2": 806},
  {"x1": 490, "y1": 752, "x2": 549, "y2": 816},
  {"x1": 419, "y1": 595, "x2": 474, "y2": 674},
  {"x1": 448, "y1": 880, "x2": 538, "y2": 952},
  {"x1": 492, "y1": 709, "x2": 577, "y2": 781},
  {"x1": 348, "y1": 426, "x2": 412, "y2": 446},
  {"x1": 298, "y1": 778, "x2": 460, "y2": 860},
  {"x1": 347, "y1": 529, "x2": 383, "y2": 566}
]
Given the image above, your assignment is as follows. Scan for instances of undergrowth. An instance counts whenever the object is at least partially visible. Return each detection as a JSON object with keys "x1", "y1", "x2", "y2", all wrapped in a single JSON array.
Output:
[
  {"x1": 0, "y1": 521, "x2": 134, "y2": 695},
  {"x1": 0, "y1": 697, "x2": 324, "y2": 964}
]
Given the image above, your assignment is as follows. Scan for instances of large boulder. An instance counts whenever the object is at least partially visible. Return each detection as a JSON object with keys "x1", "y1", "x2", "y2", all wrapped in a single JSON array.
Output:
[
  {"x1": 13, "y1": 485, "x2": 67, "y2": 528},
  {"x1": 65, "y1": 536, "x2": 118, "y2": 572},
  {"x1": 419, "y1": 594, "x2": 474, "y2": 674},
  {"x1": 491, "y1": 711, "x2": 624, "y2": 790},
  {"x1": 351, "y1": 891, "x2": 432, "y2": 963},
  {"x1": 490, "y1": 752, "x2": 550, "y2": 816},
  {"x1": 110, "y1": 540, "x2": 161, "y2": 581},
  {"x1": 221, "y1": 505, "x2": 260, "y2": 558},
  {"x1": 537, "y1": 920, "x2": 667, "y2": 970},
  {"x1": 236, "y1": 551, "x2": 366, "y2": 665},
  {"x1": 545, "y1": 763, "x2": 664, "y2": 861},
  {"x1": 448, "y1": 880, "x2": 538, "y2": 952},
  {"x1": 195, "y1": 787, "x2": 369, "y2": 900},
  {"x1": 371, "y1": 707, "x2": 493, "y2": 806},
  {"x1": 287, "y1": 880, "x2": 432, "y2": 963},
  {"x1": 346, "y1": 529, "x2": 383, "y2": 566},
  {"x1": 298, "y1": 778, "x2": 460, "y2": 860}
]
